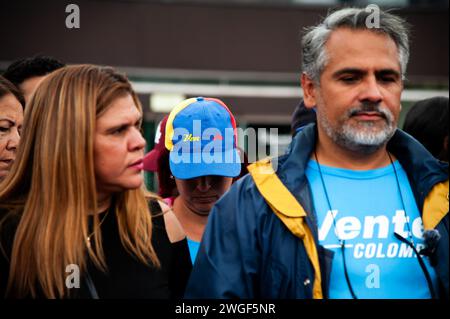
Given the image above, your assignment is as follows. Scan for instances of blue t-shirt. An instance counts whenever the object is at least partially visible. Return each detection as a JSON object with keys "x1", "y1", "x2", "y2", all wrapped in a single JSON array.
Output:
[
  {"x1": 305, "y1": 159, "x2": 438, "y2": 299},
  {"x1": 187, "y1": 237, "x2": 201, "y2": 264}
]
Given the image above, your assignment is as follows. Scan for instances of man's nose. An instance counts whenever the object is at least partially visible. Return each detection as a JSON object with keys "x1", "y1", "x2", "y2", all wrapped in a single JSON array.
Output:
[{"x1": 359, "y1": 76, "x2": 383, "y2": 104}]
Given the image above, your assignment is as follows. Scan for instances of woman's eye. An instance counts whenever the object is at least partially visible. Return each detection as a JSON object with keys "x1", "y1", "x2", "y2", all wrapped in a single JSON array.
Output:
[
  {"x1": 112, "y1": 126, "x2": 127, "y2": 135},
  {"x1": 134, "y1": 121, "x2": 143, "y2": 134},
  {"x1": 0, "y1": 126, "x2": 10, "y2": 133}
]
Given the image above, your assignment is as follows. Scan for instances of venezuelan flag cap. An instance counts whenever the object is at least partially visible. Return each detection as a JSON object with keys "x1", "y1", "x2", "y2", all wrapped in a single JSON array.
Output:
[{"x1": 165, "y1": 97, "x2": 241, "y2": 180}]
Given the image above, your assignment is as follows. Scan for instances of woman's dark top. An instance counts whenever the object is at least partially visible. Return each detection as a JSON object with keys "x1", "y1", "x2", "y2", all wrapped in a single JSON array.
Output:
[{"x1": 0, "y1": 200, "x2": 192, "y2": 299}]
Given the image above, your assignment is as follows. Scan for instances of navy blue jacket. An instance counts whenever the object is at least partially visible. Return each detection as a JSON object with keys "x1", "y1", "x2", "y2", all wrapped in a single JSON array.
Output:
[{"x1": 185, "y1": 124, "x2": 449, "y2": 298}]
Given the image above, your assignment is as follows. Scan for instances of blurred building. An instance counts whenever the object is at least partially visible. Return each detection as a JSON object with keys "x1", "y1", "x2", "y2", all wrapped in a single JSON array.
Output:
[{"x1": 1, "y1": 0, "x2": 448, "y2": 189}]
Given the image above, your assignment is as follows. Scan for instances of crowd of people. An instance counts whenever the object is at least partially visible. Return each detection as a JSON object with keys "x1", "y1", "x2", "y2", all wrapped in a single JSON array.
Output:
[{"x1": 0, "y1": 7, "x2": 448, "y2": 299}]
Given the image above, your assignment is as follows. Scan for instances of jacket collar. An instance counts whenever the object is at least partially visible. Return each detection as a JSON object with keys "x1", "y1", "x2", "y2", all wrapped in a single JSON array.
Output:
[
  {"x1": 387, "y1": 129, "x2": 448, "y2": 198},
  {"x1": 275, "y1": 123, "x2": 317, "y2": 188},
  {"x1": 278, "y1": 123, "x2": 448, "y2": 201}
]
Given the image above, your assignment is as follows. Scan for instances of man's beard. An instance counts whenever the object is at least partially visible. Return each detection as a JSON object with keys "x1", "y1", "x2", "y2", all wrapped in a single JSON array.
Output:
[{"x1": 319, "y1": 101, "x2": 397, "y2": 154}]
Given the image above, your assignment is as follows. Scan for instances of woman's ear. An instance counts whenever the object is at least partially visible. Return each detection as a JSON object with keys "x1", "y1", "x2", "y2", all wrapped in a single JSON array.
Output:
[{"x1": 301, "y1": 73, "x2": 317, "y2": 109}]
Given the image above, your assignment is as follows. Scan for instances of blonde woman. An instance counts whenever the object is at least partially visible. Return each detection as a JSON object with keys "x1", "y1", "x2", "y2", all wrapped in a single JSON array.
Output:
[{"x1": 0, "y1": 65, "x2": 191, "y2": 298}]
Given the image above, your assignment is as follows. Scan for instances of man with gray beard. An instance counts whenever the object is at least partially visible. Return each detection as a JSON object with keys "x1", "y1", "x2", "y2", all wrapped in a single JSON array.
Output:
[{"x1": 185, "y1": 7, "x2": 448, "y2": 299}]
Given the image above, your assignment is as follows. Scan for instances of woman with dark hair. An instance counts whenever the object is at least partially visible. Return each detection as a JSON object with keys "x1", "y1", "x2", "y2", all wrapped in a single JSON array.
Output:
[
  {"x1": 0, "y1": 65, "x2": 191, "y2": 298},
  {"x1": 0, "y1": 76, "x2": 24, "y2": 182}
]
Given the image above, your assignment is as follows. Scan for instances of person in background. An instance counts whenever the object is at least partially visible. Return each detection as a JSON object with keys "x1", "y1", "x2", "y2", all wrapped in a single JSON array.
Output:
[
  {"x1": 2, "y1": 55, "x2": 65, "y2": 105},
  {"x1": 403, "y1": 96, "x2": 448, "y2": 162},
  {"x1": 0, "y1": 65, "x2": 191, "y2": 299},
  {"x1": 0, "y1": 76, "x2": 24, "y2": 182},
  {"x1": 144, "y1": 97, "x2": 242, "y2": 264},
  {"x1": 290, "y1": 98, "x2": 316, "y2": 136},
  {"x1": 143, "y1": 114, "x2": 249, "y2": 200},
  {"x1": 143, "y1": 116, "x2": 177, "y2": 199}
]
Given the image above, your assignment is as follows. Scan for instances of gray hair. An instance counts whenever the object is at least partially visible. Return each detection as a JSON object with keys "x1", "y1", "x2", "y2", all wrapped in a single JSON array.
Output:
[{"x1": 301, "y1": 7, "x2": 410, "y2": 83}]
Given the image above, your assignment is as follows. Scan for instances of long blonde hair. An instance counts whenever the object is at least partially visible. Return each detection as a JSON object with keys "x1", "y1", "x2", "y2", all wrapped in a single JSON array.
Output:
[{"x1": 0, "y1": 65, "x2": 160, "y2": 298}]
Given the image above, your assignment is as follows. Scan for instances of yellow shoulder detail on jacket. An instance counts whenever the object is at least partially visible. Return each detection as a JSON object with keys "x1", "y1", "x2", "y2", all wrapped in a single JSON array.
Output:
[
  {"x1": 248, "y1": 158, "x2": 323, "y2": 299},
  {"x1": 423, "y1": 180, "x2": 449, "y2": 230},
  {"x1": 247, "y1": 158, "x2": 306, "y2": 218}
]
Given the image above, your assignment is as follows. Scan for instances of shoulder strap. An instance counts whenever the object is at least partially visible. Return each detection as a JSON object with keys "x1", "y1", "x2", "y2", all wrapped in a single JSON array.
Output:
[
  {"x1": 247, "y1": 158, "x2": 323, "y2": 299},
  {"x1": 149, "y1": 198, "x2": 163, "y2": 215}
]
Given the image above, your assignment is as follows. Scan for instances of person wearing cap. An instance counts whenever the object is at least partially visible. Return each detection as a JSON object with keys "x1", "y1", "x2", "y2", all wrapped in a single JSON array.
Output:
[
  {"x1": 143, "y1": 115, "x2": 178, "y2": 199},
  {"x1": 145, "y1": 97, "x2": 241, "y2": 264},
  {"x1": 143, "y1": 114, "x2": 249, "y2": 201}
]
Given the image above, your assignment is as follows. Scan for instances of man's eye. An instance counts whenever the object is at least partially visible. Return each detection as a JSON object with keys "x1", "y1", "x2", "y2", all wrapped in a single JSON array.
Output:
[
  {"x1": 340, "y1": 77, "x2": 357, "y2": 83},
  {"x1": 380, "y1": 77, "x2": 396, "y2": 83},
  {"x1": 0, "y1": 126, "x2": 10, "y2": 133}
]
